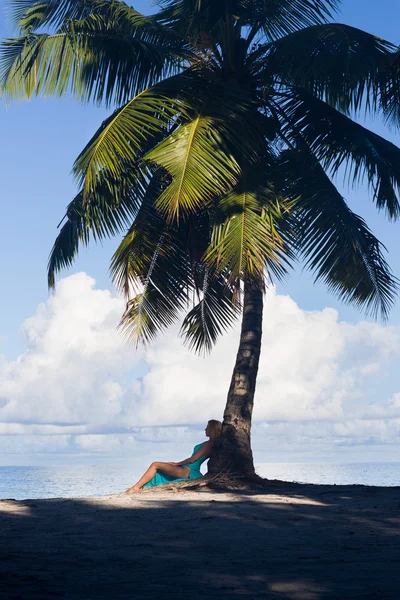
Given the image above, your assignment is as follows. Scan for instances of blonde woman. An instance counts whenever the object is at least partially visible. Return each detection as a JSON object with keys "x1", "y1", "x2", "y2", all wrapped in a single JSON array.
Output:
[{"x1": 124, "y1": 420, "x2": 222, "y2": 492}]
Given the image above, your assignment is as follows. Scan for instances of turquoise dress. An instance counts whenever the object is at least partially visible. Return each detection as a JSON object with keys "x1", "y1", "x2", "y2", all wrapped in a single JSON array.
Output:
[{"x1": 143, "y1": 442, "x2": 207, "y2": 488}]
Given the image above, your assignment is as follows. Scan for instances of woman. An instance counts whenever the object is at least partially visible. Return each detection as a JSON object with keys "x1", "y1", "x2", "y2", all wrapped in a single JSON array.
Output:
[{"x1": 124, "y1": 420, "x2": 222, "y2": 492}]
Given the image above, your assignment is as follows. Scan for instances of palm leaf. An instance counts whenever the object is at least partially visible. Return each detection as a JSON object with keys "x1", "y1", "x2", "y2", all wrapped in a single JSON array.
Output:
[
  {"x1": 205, "y1": 164, "x2": 292, "y2": 285},
  {"x1": 71, "y1": 73, "x2": 201, "y2": 197},
  {"x1": 115, "y1": 220, "x2": 192, "y2": 345},
  {"x1": 158, "y1": 0, "x2": 339, "y2": 40},
  {"x1": 144, "y1": 81, "x2": 269, "y2": 221},
  {"x1": 262, "y1": 24, "x2": 393, "y2": 113},
  {"x1": 242, "y1": 0, "x2": 339, "y2": 39},
  {"x1": 8, "y1": 0, "x2": 108, "y2": 31},
  {"x1": 112, "y1": 178, "x2": 240, "y2": 351},
  {"x1": 180, "y1": 271, "x2": 240, "y2": 354},
  {"x1": 1, "y1": 5, "x2": 188, "y2": 104},
  {"x1": 111, "y1": 172, "x2": 197, "y2": 344},
  {"x1": 48, "y1": 162, "x2": 148, "y2": 288},
  {"x1": 9, "y1": 0, "x2": 182, "y2": 44},
  {"x1": 144, "y1": 113, "x2": 241, "y2": 220},
  {"x1": 280, "y1": 148, "x2": 399, "y2": 320},
  {"x1": 110, "y1": 170, "x2": 170, "y2": 297},
  {"x1": 274, "y1": 87, "x2": 400, "y2": 220},
  {"x1": 120, "y1": 285, "x2": 181, "y2": 346},
  {"x1": 379, "y1": 48, "x2": 400, "y2": 126},
  {"x1": 47, "y1": 195, "x2": 90, "y2": 289}
]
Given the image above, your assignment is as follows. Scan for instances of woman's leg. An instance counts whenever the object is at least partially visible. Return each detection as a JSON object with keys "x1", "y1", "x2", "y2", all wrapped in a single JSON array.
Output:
[{"x1": 124, "y1": 462, "x2": 190, "y2": 493}]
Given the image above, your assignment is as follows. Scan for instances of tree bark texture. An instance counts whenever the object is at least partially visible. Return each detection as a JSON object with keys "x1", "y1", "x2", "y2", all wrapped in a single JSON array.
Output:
[{"x1": 208, "y1": 283, "x2": 263, "y2": 477}]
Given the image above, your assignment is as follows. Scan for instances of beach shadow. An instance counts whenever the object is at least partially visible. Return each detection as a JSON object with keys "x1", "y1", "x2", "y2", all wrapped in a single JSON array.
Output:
[{"x1": 0, "y1": 483, "x2": 399, "y2": 599}]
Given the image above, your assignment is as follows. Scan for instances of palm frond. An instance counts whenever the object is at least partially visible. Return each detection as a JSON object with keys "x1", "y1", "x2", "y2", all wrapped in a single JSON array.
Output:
[
  {"x1": 120, "y1": 285, "x2": 181, "y2": 346},
  {"x1": 280, "y1": 148, "x2": 399, "y2": 320},
  {"x1": 8, "y1": 0, "x2": 106, "y2": 31},
  {"x1": 261, "y1": 24, "x2": 393, "y2": 113},
  {"x1": 145, "y1": 81, "x2": 268, "y2": 221},
  {"x1": 9, "y1": 0, "x2": 182, "y2": 43},
  {"x1": 205, "y1": 164, "x2": 292, "y2": 286},
  {"x1": 242, "y1": 0, "x2": 339, "y2": 39},
  {"x1": 145, "y1": 113, "x2": 241, "y2": 220},
  {"x1": 47, "y1": 193, "x2": 89, "y2": 289},
  {"x1": 158, "y1": 0, "x2": 339, "y2": 40},
  {"x1": 180, "y1": 271, "x2": 240, "y2": 354},
  {"x1": 274, "y1": 88, "x2": 400, "y2": 220},
  {"x1": 156, "y1": 0, "x2": 228, "y2": 41},
  {"x1": 379, "y1": 48, "x2": 400, "y2": 126},
  {"x1": 111, "y1": 172, "x2": 199, "y2": 344},
  {"x1": 115, "y1": 221, "x2": 192, "y2": 345},
  {"x1": 72, "y1": 73, "x2": 201, "y2": 197},
  {"x1": 110, "y1": 170, "x2": 169, "y2": 297},
  {"x1": 48, "y1": 163, "x2": 148, "y2": 288},
  {"x1": 112, "y1": 176, "x2": 240, "y2": 351},
  {"x1": 1, "y1": 4, "x2": 189, "y2": 105}
]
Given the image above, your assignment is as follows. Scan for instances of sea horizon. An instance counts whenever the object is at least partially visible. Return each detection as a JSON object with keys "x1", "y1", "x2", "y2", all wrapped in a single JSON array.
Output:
[{"x1": 1, "y1": 462, "x2": 399, "y2": 500}]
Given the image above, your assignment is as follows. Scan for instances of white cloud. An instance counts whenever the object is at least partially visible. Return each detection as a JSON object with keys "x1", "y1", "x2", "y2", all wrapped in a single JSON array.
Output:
[
  {"x1": 334, "y1": 418, "x2": 400, "y2": 443},
  {"x1": 364, "y1": 393, "x2": 400, "y2": 419},
  {"x1": 0, "y1": 273, "x2": 139, "y2": 426},
  {"x1": 127, "y1": 294, "x2": 399, "y2": 427},
  {"x1": 74, "y1": 433, "x2": 135, "y2": 453},
  {"x1": 0, "y1": 272, "x2": 400, "y2": 463}
]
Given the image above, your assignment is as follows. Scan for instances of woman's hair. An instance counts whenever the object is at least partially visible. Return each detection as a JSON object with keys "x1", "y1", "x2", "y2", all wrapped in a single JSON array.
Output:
[{"x1": 207, "y1": 420, "x2": 222, "y2": 441}]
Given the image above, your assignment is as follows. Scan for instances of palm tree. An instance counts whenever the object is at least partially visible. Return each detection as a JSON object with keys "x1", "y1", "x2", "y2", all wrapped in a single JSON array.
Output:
[{"x1": 2, "y1": 0, "x2": 400, "y2": 479}]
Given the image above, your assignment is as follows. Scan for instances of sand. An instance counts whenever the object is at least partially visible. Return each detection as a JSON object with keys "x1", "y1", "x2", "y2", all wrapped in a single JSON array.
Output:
[{"x1": 1, "y1": 482, "x2": 399, "y2": 599}]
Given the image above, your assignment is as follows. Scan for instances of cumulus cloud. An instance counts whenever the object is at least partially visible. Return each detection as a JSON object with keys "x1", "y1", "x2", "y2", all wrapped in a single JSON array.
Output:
[
  {"x1": 364, "y1": 393, "x2": 400, "y2": 419},
  {"x1": 126, "y1": 294, "x2": 399, "y2": 427},
  {"x1": 0, "y1": 272, "x2": 400, "y2": 463},
  {"x1": 0, "y1": 273, "x2": 139, "y2": 426}
]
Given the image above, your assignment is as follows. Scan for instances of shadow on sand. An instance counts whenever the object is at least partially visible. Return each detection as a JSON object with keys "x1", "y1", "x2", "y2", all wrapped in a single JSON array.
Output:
[{"x1": 1, "y1": 482, "x2": 399, "y2": 599}]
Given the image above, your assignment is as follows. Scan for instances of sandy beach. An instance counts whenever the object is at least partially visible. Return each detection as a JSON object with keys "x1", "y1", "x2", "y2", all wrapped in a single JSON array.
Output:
[{"x1": 1, "y1": 482, "x2": 399, "y2": 599}]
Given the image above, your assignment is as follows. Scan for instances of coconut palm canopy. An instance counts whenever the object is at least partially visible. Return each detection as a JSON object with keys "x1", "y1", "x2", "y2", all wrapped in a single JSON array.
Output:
[{"x1": 1, "y1": 0, "x2": 400, "y2": 352}]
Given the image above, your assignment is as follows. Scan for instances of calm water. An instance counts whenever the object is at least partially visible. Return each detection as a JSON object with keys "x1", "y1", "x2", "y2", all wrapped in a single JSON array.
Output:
[{"x1": 0, "y1": 463, "x2": 399, "y2": 500}]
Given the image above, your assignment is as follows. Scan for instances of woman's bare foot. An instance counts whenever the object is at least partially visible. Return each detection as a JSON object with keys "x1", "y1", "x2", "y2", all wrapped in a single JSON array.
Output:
[{"x1": 122, "y1": 486, "x2": 141, "y2": 494}]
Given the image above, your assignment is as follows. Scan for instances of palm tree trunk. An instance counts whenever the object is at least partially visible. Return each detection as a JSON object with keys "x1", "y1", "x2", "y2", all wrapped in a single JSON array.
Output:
[{"x1": 208, "y1": 282, "x2": 263, "y2": 477}]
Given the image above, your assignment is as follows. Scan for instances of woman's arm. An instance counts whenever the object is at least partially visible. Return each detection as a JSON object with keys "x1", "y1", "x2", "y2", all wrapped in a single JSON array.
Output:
[{"x1": 174, "y1": 441, "x2": 214, "y2": 466}]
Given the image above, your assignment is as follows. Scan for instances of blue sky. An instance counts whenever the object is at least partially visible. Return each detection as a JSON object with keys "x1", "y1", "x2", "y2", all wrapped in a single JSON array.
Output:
[{"x1": 1, "y1": 1, "x2": 400, "y2": 468}]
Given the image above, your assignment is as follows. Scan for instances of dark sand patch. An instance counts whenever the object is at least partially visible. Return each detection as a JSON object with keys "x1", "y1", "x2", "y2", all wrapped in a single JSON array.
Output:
[{"x1": 1, "y1": 483, "x2": 399, "y2": 599}]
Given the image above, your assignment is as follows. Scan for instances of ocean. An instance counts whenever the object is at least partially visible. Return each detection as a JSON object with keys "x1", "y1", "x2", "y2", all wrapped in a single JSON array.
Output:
[{"x1": 0, "y1": 463, "x2": 399, "y2": 500}]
